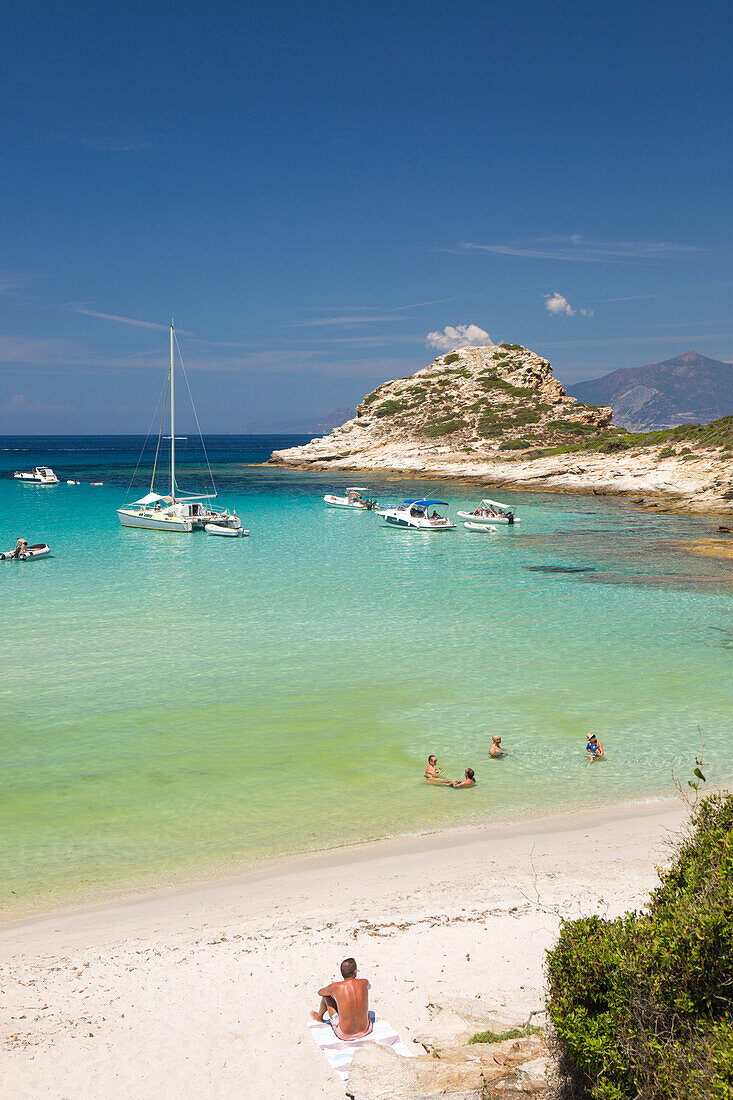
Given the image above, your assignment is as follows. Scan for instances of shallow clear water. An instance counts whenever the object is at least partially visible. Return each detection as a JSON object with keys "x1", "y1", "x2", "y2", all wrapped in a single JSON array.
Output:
[{"x1": 2, "y1": 435, "x2": 732, "y2": 915}]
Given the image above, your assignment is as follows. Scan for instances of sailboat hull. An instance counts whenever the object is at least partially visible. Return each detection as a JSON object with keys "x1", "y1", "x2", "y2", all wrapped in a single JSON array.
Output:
[{"x1": 117, "y1": 509, "x2": 193, "y2": 532}]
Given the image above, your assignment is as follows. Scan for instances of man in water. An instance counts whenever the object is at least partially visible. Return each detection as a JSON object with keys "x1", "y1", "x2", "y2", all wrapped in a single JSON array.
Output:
[
  {"x1": 425, "y1": 755, "x2": 442, "y2": 779},
  {"x1": 451, "y1": 768, "x2": 476, "y2": 788},
  {"x1": 586, "y1": 734, "x2": 604, "y2": 760},
  {"x1": 311, "y1": 958, "x2": 374, "y2": 1040},
  {"x1": 489, "y1": 735, "x2": 507, "y2": 758}
]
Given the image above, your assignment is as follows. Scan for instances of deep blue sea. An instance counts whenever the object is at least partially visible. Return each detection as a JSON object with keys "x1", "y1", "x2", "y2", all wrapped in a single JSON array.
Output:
[{"x1": 2, "y1": 434, "x2": 732, "y2": 915}]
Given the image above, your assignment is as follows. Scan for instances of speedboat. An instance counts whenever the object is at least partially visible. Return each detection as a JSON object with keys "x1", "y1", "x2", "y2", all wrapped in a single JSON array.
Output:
[
  {"x1": 117, "y1": 323, "x2": 245, "y2": 534},
  {"x1": 377, "y1": 499, "x2": 456, "y2": 530},
  {"x1": 323, "y1": 487, "x2": 380, "y2": 510},
  {"x1": 456, "y1": 498, "x2": 521, "y2": 525},
  {"x1": 1, "y1": 543, "x2": 51, "y2": 561},
  {"x1": 14, "y1": 467, "x2": 59, "y2": 485}
]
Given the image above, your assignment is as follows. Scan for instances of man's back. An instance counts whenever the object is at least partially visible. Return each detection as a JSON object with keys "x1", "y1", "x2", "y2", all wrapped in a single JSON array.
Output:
[{"x1": 327, "y1": 977, "x2": 370, "y2": 1037}]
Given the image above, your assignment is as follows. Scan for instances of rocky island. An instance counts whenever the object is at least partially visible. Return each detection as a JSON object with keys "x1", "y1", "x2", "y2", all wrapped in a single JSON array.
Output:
[{"x1": 269, "y1": 342, "x2": 733, "y2": 515}]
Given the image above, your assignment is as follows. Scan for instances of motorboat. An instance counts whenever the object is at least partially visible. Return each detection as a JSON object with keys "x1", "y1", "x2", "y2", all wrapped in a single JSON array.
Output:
[
  {"x1": 67, "y1": 480, "x2": 80, "y2": 485},
  {"x1": 377, "y1": 499, "x2": 456, "y2": 530},
  {"x1": 117, "y1": 323, "x2": 245, "y2": 534},
  {"x1": 323, "y1": 487, "x2": 380, "y2": 510},
  {"x1": 456, "y1": 498, "x2": 521, "y2": 525},
  {"x1": 14, "y1": 467, "x2": 59, "y2": 485},
  {"x1": 1, "y1": 542, "x2": 51, "y2": 561},
  {"x1": 463, "y1": 522, "x2": 498, "y2": 533},
  {"x1": 205, "y1": 522, "x2": 249, "y2": 537}
]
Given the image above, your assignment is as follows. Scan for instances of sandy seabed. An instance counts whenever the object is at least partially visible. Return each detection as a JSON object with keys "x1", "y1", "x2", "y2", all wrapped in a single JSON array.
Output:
[{"x1": 0, "y1": 798, "x2": 687, "y2": 1099}]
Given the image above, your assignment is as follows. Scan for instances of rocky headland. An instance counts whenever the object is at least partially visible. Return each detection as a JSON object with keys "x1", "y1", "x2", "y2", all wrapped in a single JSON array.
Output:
[{"x1": 269, "y1": 343, "x2": 733, "y2": 515}]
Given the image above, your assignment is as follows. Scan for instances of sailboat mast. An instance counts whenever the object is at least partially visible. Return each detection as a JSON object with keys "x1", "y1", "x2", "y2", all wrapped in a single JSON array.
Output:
[{"x1": 170, "y1": 321, "x2": 175, "y2": 501}]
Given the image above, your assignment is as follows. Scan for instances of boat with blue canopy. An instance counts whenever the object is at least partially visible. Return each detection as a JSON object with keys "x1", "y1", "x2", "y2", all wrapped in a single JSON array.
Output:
[{"x1": 377, "y1": 499, "x2": 456, "y2": 530}]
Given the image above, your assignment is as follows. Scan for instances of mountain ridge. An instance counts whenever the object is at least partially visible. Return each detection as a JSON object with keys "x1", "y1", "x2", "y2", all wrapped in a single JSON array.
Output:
[{"x1": 568, "y1": 350, "x2": 733, "y2": 430}]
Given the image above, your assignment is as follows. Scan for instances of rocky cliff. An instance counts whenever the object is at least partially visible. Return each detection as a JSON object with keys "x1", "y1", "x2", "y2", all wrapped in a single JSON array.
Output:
[
  {"x1": 268, "y1": 343, "x2": 733, "y2": 515},
  {"x1": 271, "y1": 343, "x2": 613, "y2": 463}
]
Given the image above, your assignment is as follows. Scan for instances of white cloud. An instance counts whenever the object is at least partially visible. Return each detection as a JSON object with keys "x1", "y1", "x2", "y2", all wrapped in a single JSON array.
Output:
[
  {"x1": 425, "y1": 323, "x2": 491, "y2": 351},
  {"x1": 580, "y1": 308, "x2": 595, "y2": 317},
  {"x1": 544, "y1": 293, "x2": 576, "y2": 317},
  {"x1": 455, "y1": 236, "x2": 701, "y2": 263}
]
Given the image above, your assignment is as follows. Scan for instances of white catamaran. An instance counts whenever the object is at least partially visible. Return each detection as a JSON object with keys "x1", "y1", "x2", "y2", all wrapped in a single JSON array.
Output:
[{"x1": 117, "y1": 324, "x2": 242, "y2": 534}]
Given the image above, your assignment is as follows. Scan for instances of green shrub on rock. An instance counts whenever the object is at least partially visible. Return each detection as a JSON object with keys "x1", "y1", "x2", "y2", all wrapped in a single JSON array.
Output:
[
  {"x1": 546, "y1": 792, "x2": 733, "y2": 1100},
  {"x1": 443, "y1": 352, "x2": 461, "y2": 365}
]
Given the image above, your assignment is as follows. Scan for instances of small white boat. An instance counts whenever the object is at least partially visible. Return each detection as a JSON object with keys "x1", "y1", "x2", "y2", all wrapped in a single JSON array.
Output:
[
  {"x1": 14, "y1": 467, "x2": 59, "y2": 485},
  {"x1": 67, "y1": 480, "x2": 80, "y2": 485},
  {"x1": 205, "y1": 523, "x2": 249, "y2": 537},
  {"x1": 464, "y1": 522, "x2": 498, "y2": 532},
  {"x1": 377, "y1": 499, "x2": 456, "y2": 530},
  {"x1": 456, "y1": 498, "x2": 521, "y2": 525},
  {"x1": 323, "y1": 487, "x2": 379, "y2": 510},
  {"x1": 0, "y1": 542, "x2": 51, "y2": 561}
]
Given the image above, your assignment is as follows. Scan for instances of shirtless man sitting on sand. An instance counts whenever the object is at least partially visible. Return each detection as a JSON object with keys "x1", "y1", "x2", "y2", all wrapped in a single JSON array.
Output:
[{"x1": 311, "y1": 958, "x2": 374, "y2": 1040}]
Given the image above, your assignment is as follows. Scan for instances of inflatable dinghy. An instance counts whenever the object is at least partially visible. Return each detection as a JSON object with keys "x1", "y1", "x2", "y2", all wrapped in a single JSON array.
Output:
[
  {"x1": 463, "y1": 522, "x2": 497, "y2": 533},
  {"x1": 1, "y1": 543, "x2": 51, "y2": 561},
  {"x1": 205, "y1": 523, "x2": 249, "y2": 537}
]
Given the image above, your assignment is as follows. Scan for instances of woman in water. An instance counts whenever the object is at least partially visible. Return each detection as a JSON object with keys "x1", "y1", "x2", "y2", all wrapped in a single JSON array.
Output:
[
  {"x1": 450, "y1": 768, "x2": 476, "y2": 788},
  {"x1": 586, "y1": 734, "x2": 604, "y2": 760}
]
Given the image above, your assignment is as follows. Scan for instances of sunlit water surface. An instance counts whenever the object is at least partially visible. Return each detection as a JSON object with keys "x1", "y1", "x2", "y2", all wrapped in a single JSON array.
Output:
[{"x1": 1, "y1": 435, "x2": 732, "y2": 915}]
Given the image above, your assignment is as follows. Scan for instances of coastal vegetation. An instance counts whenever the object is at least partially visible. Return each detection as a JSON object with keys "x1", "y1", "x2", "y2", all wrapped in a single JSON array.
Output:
[{"x1": 546, "y1": 792, "x2": 733, "y2": 1100}]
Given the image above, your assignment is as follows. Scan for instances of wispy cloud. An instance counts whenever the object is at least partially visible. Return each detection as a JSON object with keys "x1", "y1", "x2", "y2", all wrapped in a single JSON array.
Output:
[
  {"x1": 595, "y1": 294, "x2": 658, "y2": 302},
  {"x1": 453, "y1": 235, "x2": 701, "y2": 264},
  {"x1": 290, "y1": 314, "x2": 402, "y2": 328},
  {"x1": 426, "y1": 323, "x2": 491, "y2": 351},
  {"x1": 67, "y1": 306, "x2": 179, "y2": 331}
]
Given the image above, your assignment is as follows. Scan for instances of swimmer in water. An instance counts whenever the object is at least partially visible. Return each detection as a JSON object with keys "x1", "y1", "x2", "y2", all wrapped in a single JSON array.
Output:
[
  {"x1": 450, "y1": 768, "x2": 476, "y2": 788},
  {"x1": 586, "y1": 733, "x2": 604, "y2": 760},
  {"x1": 424, "y1": 755, "x2": 451, "y2": 785},
  {"x1": 489, "y1": 735, "x2": 508, "y2": 758}
]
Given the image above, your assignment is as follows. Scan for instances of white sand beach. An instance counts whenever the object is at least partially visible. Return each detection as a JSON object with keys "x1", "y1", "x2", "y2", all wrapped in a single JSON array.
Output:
[{"x1": 0, "y1": 798, "x2": 687, "y2": 1100}]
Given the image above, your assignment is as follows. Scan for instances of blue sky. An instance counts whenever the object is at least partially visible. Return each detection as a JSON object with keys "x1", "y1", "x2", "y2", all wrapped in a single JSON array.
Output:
[{"x1": 1, "y1": 0, "x2": 731, "y2": 432}]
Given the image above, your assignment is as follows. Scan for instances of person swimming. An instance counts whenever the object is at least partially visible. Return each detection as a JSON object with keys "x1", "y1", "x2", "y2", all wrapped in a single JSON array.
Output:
[
  {"x1": 586, "y1": 733, "x2": 604, "y2": 760},
  {"x1": 489, "y1": 735, "x2": 507, "y2": 758},
  {"x1": 424, "y1": 755, "x2": 451, "y2": 785},
  {"x1": 450, "y1": 768, "x2": 476, "y2": 788}
]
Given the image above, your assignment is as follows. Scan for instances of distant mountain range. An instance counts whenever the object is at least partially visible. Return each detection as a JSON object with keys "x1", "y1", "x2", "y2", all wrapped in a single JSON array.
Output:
[
  {"x1": 247, "y1": 406, "x2": 356, "y2": 435},
  {"x1": 568, "y1": 351, "x2": 733, "y2": 430}
]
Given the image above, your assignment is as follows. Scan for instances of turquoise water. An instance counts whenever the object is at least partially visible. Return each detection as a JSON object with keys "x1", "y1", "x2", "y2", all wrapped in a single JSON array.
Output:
[{"x1": 2, "y1": 436, "x2": 732, "y2": 915}]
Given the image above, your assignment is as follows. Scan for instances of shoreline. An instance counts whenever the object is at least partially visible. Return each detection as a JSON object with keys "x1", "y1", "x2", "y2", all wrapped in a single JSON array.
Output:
[
  {"x1": 0, "y1": 796, "x2": 691, "y2": 1100},
  {"x1": 266, "y1": 447, "x2": 733, "y2": 517},
  {"x1": 0, "y1": 791, "x2": 684, "y2": 932}
]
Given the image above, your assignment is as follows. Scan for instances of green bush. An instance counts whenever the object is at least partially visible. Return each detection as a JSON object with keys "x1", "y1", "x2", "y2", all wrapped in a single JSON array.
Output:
[
  {"x1": 478, "y1": 374, "x2": 532, "y2": 397},
  {"x1": 422, "y1": 417, "x2": 466, "y2": 437},
  {"x1": 469, "y1": 1024, "x2": 545, "y2": 1045},
  {"x1": 499, "y1": 438, "x2": 533, "y2": 450},
  {"x1": 374, "y1": 399, "x2": 405, "y2": 418},
  {"x1": 547, "y1": 792, "x2": 733, "y2": 1100},
  {"x1": 499, "y1": 342, "x2": 524, "y2": 351},
  {"x1": 658, "y1": 446, "x2": 676, "y2": 459},
  {"x1": 443, "y1": 352, "x2": 461, "y2": 365},
  {"x1": 505, "y1": 408, "x2": 540, "y2": 427},
  {"x1": 477, "y1": 416, "x2": 505, "y2": 437}
]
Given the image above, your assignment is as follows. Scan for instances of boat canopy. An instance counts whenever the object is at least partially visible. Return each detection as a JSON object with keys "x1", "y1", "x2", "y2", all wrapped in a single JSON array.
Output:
[
  {"x1": 403, "y1": 499, "x2": 449, "y2": 508},
  {"x1": 481, "y1": 498, "x2": 514, "y2": 511}
]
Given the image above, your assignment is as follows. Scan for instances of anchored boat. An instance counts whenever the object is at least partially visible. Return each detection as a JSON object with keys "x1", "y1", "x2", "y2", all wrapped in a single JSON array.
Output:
[
  {"x1": 323, "y1": 487, "x2": 380, "y2": 510},
  {"x1": 1, "y1": 543, "x2": 51, "y2": 561},
  {"x1": 377, "y1": 499, "x2": 456, "y2": 530},
  {"x1": 117, "y1": 323, "x2": 243, "y2": 534},
  {"x1": 456, "y1": 498, "x2": 521, "y2": 525},
  {"x1": 14, "y1": 467, "x2": 59, "y2": 485}
]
